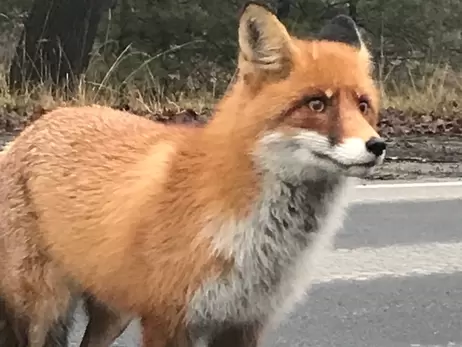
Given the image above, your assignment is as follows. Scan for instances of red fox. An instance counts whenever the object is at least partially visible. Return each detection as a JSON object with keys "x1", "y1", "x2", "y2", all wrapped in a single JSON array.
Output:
[{"x1": 0, "y1": 2, "x2": 386, "y2": 346}]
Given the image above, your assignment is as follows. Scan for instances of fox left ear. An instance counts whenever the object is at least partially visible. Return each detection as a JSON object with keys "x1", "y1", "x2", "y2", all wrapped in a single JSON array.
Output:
[{"x1": 237, "y1": 2, "x2": 295, "y2": 81}]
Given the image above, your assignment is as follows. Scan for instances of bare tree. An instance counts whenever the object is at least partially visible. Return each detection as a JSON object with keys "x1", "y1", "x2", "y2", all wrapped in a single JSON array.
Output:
[{"x1": 8, "y1": 0, "x2": 115, "y2": 92}]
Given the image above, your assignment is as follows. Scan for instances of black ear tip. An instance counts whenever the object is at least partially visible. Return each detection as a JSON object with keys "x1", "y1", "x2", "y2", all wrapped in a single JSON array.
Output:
[
  {"x1": 318, "y1": 14, "x2": 362, "y2": 48},
  {"x1": 328, "y1": 14, "x2": 358, "y2": 30}
]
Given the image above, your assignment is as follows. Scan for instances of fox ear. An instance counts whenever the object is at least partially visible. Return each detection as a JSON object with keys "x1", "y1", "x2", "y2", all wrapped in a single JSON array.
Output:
[
  {"x1": 319, "y1": 15, "x2": 364, "y2": 48},
  {"x1": 238, "y1": 2, "x2": 294, "y2": 80},
  {"x1": 319, "y1": 15, "x2": 371, "y2": 67}
]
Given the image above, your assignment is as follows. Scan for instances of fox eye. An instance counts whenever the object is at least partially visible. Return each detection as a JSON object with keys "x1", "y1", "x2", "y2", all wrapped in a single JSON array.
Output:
[
  {"x1": 308, "y1": 99, "x2": 325, "y2": 113},
  {"x1": 359, "y1": 100, "x2": 369, "y2": 114}
]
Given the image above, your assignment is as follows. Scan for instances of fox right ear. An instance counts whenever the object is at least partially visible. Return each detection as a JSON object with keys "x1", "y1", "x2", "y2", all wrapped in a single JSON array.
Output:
[
  {"x1": 238, "y1": 2, "x2": 294, "y2": 80},
  {"x1": 318, "y1": 15, "x2": 372, "y2": 72},
  {"x1": 318, "y1": 15, "x2": 364, "y2": 49}
]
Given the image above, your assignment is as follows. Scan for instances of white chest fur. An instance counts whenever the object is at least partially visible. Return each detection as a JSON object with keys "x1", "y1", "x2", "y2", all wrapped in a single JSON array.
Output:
[{"x1": 186, "y1": 175, "x2": 353, "y2": 334}]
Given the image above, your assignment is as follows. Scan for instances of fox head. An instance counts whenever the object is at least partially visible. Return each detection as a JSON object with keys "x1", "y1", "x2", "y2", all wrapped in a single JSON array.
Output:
[{"x1": 217, "y1": 2, "x2": 386, "y2": 180}]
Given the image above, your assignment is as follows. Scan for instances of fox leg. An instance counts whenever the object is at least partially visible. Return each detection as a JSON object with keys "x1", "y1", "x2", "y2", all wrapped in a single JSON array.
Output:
[
  {"x1": 141, "y1": 315, "x2": 192, "y2": 347},
  {"x1": 0, "y1": 260, "x2": 76, "y2": 347},
  {"x1": 0, "y1": 290, "x2": 77, "y2": 347},
  {"x1": 28, "y1": 321, "x2": 51, "y2": 347},
  {"x1": 1, "y1": 251, "x2": 77, "y2": 347},
  {"x1": 141, "y1": 316, "x2": 170, "y2": 347},
  {"x1": 80, "y1": 293, "x2": 132, "y2": 347},
  {"x1": 180, "y1": 321, "x2": 264, "y2": 347},
  {"x1": 0, "y1": 290, "x2": 76, "y2": 347},
  {"x1": 209, "y1": 321, "x2": 264, "y2": 347},
  {"x1": 43, "y1": 295, "x2": 78, "y2": 347},
  {"x1": 142, "y1": 320, "x2": 264, "y2": 347},
  {"x1": 0, "y1": 173, "x2": 78, "y2": 347},
  {"x1": 26, "y1": 283, "x2": 77, "y2": 347},
  {"x1": 28, "y1": 295, "x2": 77, "y2": 347},
  {"x1": 0, "y1": 265, "x2": 75, "y2": 347},
  {"x1": 0, "y1": 294, "x2": 28, "y2": 346}
]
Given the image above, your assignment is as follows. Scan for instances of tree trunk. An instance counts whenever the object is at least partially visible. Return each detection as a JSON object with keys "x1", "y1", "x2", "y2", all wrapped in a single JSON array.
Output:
[
  {"x1": 348, "y1": 0, "x2": 359, "y2": 23},
  {"x1": 8, "y1": 0, "x2": 114, "y2": 92},
  {"x1": 117, "y1": 0, "x2": 131, "y2": 55},
  {"x1": 276, "y1": 0, "x2": 291, "y2": 20}
]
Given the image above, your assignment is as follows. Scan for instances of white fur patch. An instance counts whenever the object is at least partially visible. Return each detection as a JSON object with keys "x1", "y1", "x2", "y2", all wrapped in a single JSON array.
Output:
[
  {"x1": 186, "y1": 178, "x2": 354, "y2": 345},
  {"x1": 255, "y1": 130, "x2": 385, "y2": 181},
  {"x1": 186, "y1": 172, "x2": 355, "y2": 344},
  {"x1": 268, "y1": 178, "x2": 353, "y2": 326},
  {"x1": 184, "y1": 129, "x2": 383, "y2": 344}
]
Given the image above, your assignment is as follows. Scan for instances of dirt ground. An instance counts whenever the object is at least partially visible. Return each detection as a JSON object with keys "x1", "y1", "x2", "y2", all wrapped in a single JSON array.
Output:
[
  {"x1": 367, "y1": 135, "x2": 462, "y2": 180},
  {"x1": 1, "y1": 130, "x2": 461, "y2": 181}
]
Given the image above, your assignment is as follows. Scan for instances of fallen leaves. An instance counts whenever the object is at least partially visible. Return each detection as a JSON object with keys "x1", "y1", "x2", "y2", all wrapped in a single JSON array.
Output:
[
  {"x1": 378, "y1": 107, "x2": 462, "y2": 138},
  {"x1": 2, "y1": 103, "x2": 462, "y2": 139}
]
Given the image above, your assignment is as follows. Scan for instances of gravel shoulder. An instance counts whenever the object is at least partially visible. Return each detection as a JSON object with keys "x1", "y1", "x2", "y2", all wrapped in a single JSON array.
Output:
[{"x1": 368, "y1": 135, "x2": 462, "y2": 181}]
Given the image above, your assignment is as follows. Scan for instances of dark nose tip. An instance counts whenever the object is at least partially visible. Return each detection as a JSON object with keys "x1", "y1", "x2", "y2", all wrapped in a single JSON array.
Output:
[{"x1": 365, "y1": 137, "x2": 386, "y2": 157}]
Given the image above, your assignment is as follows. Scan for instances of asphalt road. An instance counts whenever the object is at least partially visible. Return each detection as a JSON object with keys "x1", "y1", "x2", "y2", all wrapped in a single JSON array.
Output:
[{"x1": 68, "y1": 180, "x2": 462, "y2": 347}]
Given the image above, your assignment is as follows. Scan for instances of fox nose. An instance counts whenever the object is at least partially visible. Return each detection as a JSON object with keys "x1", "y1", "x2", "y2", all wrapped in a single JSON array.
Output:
[{"x1": 365, "y1": 137, "x2": 386, "y2": 157}]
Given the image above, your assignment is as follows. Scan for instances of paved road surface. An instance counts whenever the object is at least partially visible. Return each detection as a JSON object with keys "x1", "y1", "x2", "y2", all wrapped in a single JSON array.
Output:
[{"x1": 68, "y1": 180, "x2": 462, "y2": 347}]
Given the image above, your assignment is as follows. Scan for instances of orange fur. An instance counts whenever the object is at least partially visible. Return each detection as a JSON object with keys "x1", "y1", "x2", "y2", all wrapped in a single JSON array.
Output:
[
  {"x1": 1, "y1": 106, "x2": 233, "y2": 314},
  {"x1": 0, "y1": 3, "x2": 384, "y2": 347}
]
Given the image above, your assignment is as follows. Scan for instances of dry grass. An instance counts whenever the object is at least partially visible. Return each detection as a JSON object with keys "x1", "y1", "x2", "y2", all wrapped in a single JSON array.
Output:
[
  {"x1": 379, "y1": 62, "x2": 462, "y2": 114},
  {"x1": 0, "y1": 65, "x2": 217, "y2": 118},
  {"x1": 2, "y1": 2, "x2": 462, "y2": 121},
  {"x1": 0, "y1": 35, "x2": 225, "y2": 120},
  {"x1": 1, "y1": 49, "x2": 462, "y2": 122}
]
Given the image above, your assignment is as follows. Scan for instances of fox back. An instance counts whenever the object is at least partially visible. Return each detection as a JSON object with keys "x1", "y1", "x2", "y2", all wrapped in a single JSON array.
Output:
[{"x1": 0, "y1": 2, "x2": 385, "y2": 347}]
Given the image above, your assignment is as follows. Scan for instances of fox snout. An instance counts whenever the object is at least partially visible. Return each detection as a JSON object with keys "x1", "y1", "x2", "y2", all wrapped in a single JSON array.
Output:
[{"x1": 365, "y1": 136, "x2": 386, "y2": 158}]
